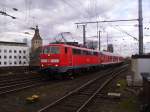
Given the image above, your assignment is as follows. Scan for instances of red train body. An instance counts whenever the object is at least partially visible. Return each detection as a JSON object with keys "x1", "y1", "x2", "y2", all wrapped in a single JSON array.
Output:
[{"x1": 40, "y1": 44, "x2": 124, "y2": 73}]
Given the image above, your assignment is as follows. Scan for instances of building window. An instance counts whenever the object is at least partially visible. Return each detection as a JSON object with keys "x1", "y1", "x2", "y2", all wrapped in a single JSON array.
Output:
[
  {"x1": 9, "y1": 50, "x2": 12, "y2": 53},
  {"x1": 14, "y1": 50, "x2": 17, "y2": 53},
  {"x1": 24, "y1": 62, "x2": 26, "y2": 64},
  {"x1": 4, "y1": 62, "x2": 7, "y2": 65},
  {"x1": 4, "y1": 50, "x2": 7, "y2": 53},
  {"x1": 14, "y1": 61, "x2": 17, "y2": 64},
  {"x1": 14, "y1": 56, "x2": 17, "y2": 59},
  {"x1": 0, "y1": 56, "x2": 1, "y2": 59},
  {"x1": 9, "y1": 56, "x2": 12, "y2": 59},
  {"x1": 19, "y1": 50, "x2": 21, "y2": 53},
  {"x1": 0, "y1": 49, "x2": 1, "y2": 53},
  {"x1": 19, "y1": 61, "x2": 21, "y2": 64},
  {"x1": 10, "y1": 62, "x2": 12, "y2": 65},
  {"x1": 4, "y1": 56, "x2": 7, "y2": 59},
  {"x1": 0, "y1": 62, "x2": 1, "y2": 65},
  {"x1": 19, "y1": 56, "x2": 21, "y2": 59},
  {"x1": 23, "y1": 56, "x2": 26, "y2": 59},
  {"x1": 23, "y1": 50, "x2": 26, "y2": 54}
]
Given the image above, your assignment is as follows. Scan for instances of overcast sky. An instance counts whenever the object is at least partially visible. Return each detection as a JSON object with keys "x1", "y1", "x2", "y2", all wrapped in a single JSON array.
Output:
[{"x1": 0, "y1": 0, "x2": 150, "y2": 56}]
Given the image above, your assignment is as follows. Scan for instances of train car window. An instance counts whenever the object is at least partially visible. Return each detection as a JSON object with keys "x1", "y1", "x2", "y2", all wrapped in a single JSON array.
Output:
[
  {"x1": 80, "y1": 50, "x2": 84, "y2": 55},
  {"x1": 82, "y1": 50, "x2": 85, "y2": 55},
  {"x1": 65, "y1": 47, "x2": 68, "y2": 54},
  {"x1": 89, "y1": 51, "x2": 93, "y2": 55},
  {"x1": 87, "y1": 51, "x2": 90, "y2": 55},
  {"x1": 113, "y1": 57, "x2": 115, "y2": 60},
  {"x1": 93, "y1": 52, "x2": 98, "y2": 56},
  {"x1": 72, "y1": 49, "x2": 75, "y2": 54},
  {"x1": 73, "y1": 49, "x2": 81, "y2": 55},
  {"x1": 82, "y1": 50, "x2": 87, "y2": 55},
  {"x1": 91, "y1": 52, "x2": 94, "y2": 55}
]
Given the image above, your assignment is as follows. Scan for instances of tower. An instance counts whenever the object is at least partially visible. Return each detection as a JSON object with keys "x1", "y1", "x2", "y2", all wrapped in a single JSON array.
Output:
[
  {"x1": 107, "y1": 44, "x2": 114, "y2": 53},
  {"x1": 30, "y1": 26, "x2": 43, "y2": 67},
  {"x1": 31, "y1": 25, "x2": 42, "y2": 52}
]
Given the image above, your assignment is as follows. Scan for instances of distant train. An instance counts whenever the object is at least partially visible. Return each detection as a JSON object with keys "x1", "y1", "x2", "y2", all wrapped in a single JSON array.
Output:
[{"x1": 40, "y1": 44, "x2": 124, "y2": 75}]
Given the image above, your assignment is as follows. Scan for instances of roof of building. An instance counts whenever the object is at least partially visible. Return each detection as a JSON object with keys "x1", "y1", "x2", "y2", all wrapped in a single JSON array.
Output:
[
  {"x1": 0, "y1": 41, "x2": 27, "y2": 46},
  {"x1": 32, "y1": 25, "x2": 42, "y2": 41}
]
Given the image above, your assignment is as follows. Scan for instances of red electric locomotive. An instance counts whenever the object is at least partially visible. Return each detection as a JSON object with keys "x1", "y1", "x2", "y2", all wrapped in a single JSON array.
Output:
[{"x1": 40, "y1": 43, "x2": 124, "y2": 74}]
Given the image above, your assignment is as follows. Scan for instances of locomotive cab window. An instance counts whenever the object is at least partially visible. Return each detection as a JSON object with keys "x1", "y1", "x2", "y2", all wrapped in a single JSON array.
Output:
[
  {"x1": 50, "y1": 46, "x2": 60, "y2": 54},
  {"x1": 43, "y1": 46, "x2": 60, "y2": 54},
  {"x1": 43, "y1": 47, "x2": 49, "y2": 54}
]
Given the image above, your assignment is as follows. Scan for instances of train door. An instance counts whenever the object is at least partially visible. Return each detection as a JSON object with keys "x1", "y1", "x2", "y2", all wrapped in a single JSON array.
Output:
[
  {"x1": 64, "y1": 47, "x2": 72, "y2": 66},
  {"x1": 68, "y1": 47, "x2": 72, "y2": 66}
]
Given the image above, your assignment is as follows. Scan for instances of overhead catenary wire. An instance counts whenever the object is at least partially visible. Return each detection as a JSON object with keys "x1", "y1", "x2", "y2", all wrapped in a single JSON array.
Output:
[
  {"x1": 108, "y1": 24, "x2": 138, "y2": 41},
  {"x1": 75, "y1": 19, "x2": 138, "y2": 24},
  {"x1": 60, "y1": 0, "x2": 89, "y2": 18}
]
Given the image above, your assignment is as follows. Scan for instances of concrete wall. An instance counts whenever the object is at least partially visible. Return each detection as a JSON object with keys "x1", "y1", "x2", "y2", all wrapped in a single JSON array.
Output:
[{"x1": 132, "y1": 57, "x2": 150, "y2": 86}]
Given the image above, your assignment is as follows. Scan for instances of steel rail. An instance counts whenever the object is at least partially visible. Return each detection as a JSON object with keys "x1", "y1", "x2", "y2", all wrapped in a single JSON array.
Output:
[
  {"x1": 76, "y1": 68, "x2": 127, "y2": 112},
  {"x1": 0, "y1": 75, "x2": 50, "y2": 95},
  {"x1": 37, "y1": 64, "x2": 128, "y2": 112},
  {"x1": 0, "y1": 81, "x2": 50, "y2": 95},
  {"x1": 0, "y1": 78, "x2": 47, "y2": 90},
  {"x1": 0, "y1": 76, "x2": 46, "y2": 86}
]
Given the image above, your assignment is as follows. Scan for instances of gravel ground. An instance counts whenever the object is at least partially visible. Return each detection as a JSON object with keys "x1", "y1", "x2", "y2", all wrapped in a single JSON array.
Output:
[
  {"x1": 0, "y1": 65, "x2": 140, "y2": 112},
  {"x1": 83, "y1": 68, "x2": 140, "y2": 112},
  {"x1": 0, "y1": 69, "x2": 107, "y2": 112}
]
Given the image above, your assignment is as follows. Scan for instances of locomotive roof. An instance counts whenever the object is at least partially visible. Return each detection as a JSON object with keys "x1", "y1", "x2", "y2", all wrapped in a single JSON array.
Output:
[
  {"x1": 43, "y1": 44, "x2": 121, "y2": 57},
  {"x1": 101, "y1": 51, "x2": 119, "y2": 57},
  {"x1": 44, "y1": 44, "x2": 99, "y2": 52}
]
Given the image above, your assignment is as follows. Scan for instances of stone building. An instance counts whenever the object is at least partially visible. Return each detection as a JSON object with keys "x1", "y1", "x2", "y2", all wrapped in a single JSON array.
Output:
[
  {"x1": 30, "y1": 26, "x2": 43, "y2": 67},
  {"x1": 31, "y1": 26, "x2": 43, "y2": 52}
]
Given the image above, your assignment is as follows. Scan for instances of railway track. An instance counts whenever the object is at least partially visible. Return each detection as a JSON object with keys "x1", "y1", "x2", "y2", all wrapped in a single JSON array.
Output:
[
  {"x1": 0, "y1": 72, "x2": 38, "y2": 81},
  {"x1": 37, "y1": 64, "x2": 128, "y2": 112},
  {"x1": 0, "y1": 66, "x2": 117, "y2": 96},
  {"x1": 0, "y1": 73, "x2": 50, "y2": 95}
]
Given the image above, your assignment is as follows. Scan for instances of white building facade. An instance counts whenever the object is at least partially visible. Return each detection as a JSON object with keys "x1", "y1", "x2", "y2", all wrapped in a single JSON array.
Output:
[{"x1": 0, "y1": 41, "x2": 29, "y2": 67}]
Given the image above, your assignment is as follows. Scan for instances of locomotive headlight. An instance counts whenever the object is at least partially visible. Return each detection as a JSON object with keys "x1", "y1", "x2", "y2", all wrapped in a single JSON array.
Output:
[
  {"x1": 41, "y1": 59, "x2": 48, "y2": 62},
  {"x1": 55, "y1": 64, "x2": 58, "y2": 67},
  {"x1": 51, "y1": 59, "x2": 59, "y2": 63}
]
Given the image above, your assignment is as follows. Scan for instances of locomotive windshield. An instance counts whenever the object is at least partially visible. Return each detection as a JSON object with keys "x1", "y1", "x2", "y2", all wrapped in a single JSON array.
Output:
[{"x1": 43, "y1": 46, "x2": 60, "y2": 54}]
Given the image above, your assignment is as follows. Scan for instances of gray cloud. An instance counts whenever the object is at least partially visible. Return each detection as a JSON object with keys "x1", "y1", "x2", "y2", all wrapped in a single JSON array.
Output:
[{"x1": 0, "y1": 0, "x2": 150, "y2": 56}]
